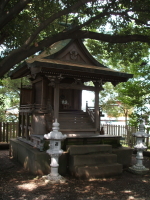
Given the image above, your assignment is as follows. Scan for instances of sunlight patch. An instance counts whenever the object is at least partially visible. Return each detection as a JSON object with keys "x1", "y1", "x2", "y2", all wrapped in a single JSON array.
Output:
[
  {"x1": 123, "y1": 190, "x2": 132, "y2": 193},
  {"x1": 17, "y1": 183, "x2": 37, "y2": 191},
  {"x1": 142, "y1": 179, "x2": 148, "y2": 183},
  {"x1": 127, "y1": 196, "x2": 135, "y2": 200}
]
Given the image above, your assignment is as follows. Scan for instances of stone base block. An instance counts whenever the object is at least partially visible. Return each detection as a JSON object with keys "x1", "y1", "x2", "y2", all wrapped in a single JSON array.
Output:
[
  {"x1": 10, "y1": 139, "x2": 68, "y2": 175},
  {"x1": 68, "y1": 144, "x2": 112, "y2": 155},
  {"x1": 112, "y1": 147, "x2": 133, "y2": 168},
  {"x1": 69, "y1": 153, "x2": 117, "y2": 172},
  {"x1": 73, "y1": 163, "x2": 123, "y2": 179}
]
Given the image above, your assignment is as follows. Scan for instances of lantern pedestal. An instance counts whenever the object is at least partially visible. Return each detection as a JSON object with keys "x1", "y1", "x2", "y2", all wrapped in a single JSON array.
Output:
[
  {"x1": 129, "y1": 122, "x2": 149, "y2": 175},
  {"x1": 43, "y1": 119, "x2": 67, "y2": 183},
  {"x1": 129, "y1": 149, "x2": 149, "y2": 175}
]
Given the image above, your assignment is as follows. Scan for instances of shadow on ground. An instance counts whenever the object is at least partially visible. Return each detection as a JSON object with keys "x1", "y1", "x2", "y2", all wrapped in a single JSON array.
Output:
[{"x1": 0, "y1": 150, "x2": 150, "y2": 200}]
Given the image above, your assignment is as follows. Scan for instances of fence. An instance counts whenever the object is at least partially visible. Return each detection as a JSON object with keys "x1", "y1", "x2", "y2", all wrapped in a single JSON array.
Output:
[
  {"x1": 0, "y1": 121, "x2": 150, "y2": 148},
  {"x1": 102, "y1": 124, "x2": 150, "y2": 148},
  {"x1": 0, "y1": 122, "x2": 18, "y2": 143}
]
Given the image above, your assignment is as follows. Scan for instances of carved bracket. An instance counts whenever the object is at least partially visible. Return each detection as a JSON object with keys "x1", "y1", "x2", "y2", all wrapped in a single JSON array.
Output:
[
  {"x1": 93, "y1": 79, "x2": 104, "y2": 90},
  {"x1": 46, "y1": 75, "x2": 64, "y2": 87}
]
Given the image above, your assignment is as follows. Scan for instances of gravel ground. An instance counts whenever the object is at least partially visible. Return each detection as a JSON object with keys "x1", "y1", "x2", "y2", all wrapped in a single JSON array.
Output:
[{"x1": 0, "y1": 150, "x2": 150, "y2": 200}]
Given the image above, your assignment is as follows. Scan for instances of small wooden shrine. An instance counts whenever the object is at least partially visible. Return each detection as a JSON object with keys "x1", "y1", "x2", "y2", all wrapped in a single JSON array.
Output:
[
  {"x1": 10, "y1": 39, "x2": 133, "y2": 143},
  {"x1": 10, "y1": 39, "x2": 133, "y2": 177}
]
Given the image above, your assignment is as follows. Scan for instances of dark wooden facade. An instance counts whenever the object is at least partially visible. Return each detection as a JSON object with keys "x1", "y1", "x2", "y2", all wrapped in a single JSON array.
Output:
[{"x1": 10, "y1": 39, "x2": 133, "y2": 138}]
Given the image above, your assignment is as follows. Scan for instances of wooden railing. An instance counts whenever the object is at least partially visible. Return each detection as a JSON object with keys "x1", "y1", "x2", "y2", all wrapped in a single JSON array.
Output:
[
  {"x1": 20, "y1": 104, "x2": 48, "y2": 113},
  {"x1": 0, "y1": 122, "x2": 18, "y2": 143},
  {"x1": 87, "y1": 107, "x2": 95, "y2": 123},
  {"x1": 86, "y1": 101, "x2": 103, "y2": 124},
  {"x1": 102, "y1": 124, "x2": 150, "y2": 148}
]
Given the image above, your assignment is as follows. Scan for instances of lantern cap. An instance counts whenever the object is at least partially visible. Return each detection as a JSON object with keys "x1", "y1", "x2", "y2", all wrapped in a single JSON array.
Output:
[
  {"x1": 132, "y1": 121, "x2": 148, "y2": 138},
  {"x1": 44, "y1": 119, "x2": 67, "y2": 140}
]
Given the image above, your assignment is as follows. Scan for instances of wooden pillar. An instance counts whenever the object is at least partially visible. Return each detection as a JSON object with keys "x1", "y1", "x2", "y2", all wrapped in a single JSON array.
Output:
[
  {"x1": 86, "y1": 101, "x2": 88, "y2": 113},
  {"x1": 54, "y1": 80, "x2": 60, "y2": 121},
  {"x1": 25, "y1": 113, "x2": 29, "y2": 140},
  {"x1": 22, "y1": 113, "x2": 25, "y2": 138},
  {"x1": 18, "y1": 113, "x2": 22, "y2": 137},
  {"x1": 94, "y1": 83, "x2": 100, "y2": 133}
]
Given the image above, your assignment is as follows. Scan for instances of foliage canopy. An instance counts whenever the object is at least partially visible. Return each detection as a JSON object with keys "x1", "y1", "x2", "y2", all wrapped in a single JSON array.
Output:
[{"x1": 0, "y1": 0, "x2": 150, "y2": 77}]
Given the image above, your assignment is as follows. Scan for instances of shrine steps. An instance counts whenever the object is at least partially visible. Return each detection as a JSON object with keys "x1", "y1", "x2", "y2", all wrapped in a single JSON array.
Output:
[
  {"x1": 59, "y1": 111, "x2": 95, "y2": 133},
  {"x1": 68, "y1": 144, "x2": 123, "y2": 178}
]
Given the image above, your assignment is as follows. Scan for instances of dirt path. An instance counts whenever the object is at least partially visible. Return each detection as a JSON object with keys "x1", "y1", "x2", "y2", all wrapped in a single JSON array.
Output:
[{"x1": 0, "y1": 150, "x2": 150, "y2": 200}]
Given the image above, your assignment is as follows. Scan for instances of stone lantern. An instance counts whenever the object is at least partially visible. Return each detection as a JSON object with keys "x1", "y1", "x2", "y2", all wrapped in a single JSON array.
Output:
[
  {"x1": 129, "y1": 121, "x2": 149, "y2": 174},
  {"x1": 44, "y1": 119, "x2": 67, "y2": 182}
]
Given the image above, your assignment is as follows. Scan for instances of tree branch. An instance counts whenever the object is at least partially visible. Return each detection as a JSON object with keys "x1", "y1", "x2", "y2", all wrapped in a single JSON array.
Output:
[
  {"x1": 75, "y1": 31, "x2": 150, "y2": 43},
  {"x1": 23, "y1": 0, "x2": 96, "y2": 48},
  {"x1": 0, "y1": 0, "x2": 10, "y2": 13},
  {"x1": 0, "y1": 0, "x2": 32, "y2": 30},
  {"x1": 100, "y1": 10, "x2": 150, "y2": 27},
  {"x1": 0, "y1": 29, "x2": 150, "y2": 78},
  {"x1": 128, "y1": 16, "x2": 150, "y2": 27}
]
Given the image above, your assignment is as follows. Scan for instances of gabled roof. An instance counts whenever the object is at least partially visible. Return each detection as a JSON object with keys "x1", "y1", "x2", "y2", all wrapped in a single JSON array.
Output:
[{"x1": 10, "y1": 39, "x2": 133, "y2": 84}]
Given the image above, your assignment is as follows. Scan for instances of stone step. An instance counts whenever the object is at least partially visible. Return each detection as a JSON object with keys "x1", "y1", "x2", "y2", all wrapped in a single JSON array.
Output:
[
  {"x1": 60, "y1": 121, "x2": 94, "y2": 125},
  {"x1": 59, "y1": 113, "x2": 86, "y2": 117},
  {"x1": 61, "y1": 131, "x2": 96, "y2": 135},
  {"x1": 59, "y1": 114, "x2": 87, "y2": 117},
  {"x1": 59, "y1": 117, "x2": 91, "y2": 122},
  {"x1": 69, "y1": 153, "x2": 117, "y2": 166},
  {"x1": 68, "y1": 145, "x2": 112, "y2": 155},
  {"x1": 59, "y1": 118, "x2": 91, "y2": 121},
  {"x1": 59, "y1": 110, "x2": 84, "y2": 113},
  {"x1": 59, "y1": 111, "x2": 95, "y2": 131},
  {"x1": 72, "y1": 163, "x2": 123, "y2": 178},
  {"x1": 59, "y1": 114, "x2": 88, "y2": 118},
  {"x1": 60, "y1": 124, "x2": 95, "y2": 129}
]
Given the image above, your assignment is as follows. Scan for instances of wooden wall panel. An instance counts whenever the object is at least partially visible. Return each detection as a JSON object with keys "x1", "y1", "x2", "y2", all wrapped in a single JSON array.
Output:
[
  {"x1": 20, "y1": 88, "x2": 32, "y2": 105},
  {"x1": 34, "y1": 81, "x2": 42, "y2": 104}
]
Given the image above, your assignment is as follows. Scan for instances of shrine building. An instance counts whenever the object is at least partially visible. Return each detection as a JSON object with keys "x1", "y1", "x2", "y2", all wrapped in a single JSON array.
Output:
[
  {"x1": 10, "y1": 39, "x2": 133, "y2": 138},
  {"x1": 9, "y1": 39, "x2": 133, "y2": 178}
]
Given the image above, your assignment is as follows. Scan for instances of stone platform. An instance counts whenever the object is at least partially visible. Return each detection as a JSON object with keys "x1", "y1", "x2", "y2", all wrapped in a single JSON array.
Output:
[
  {"x1": 10, "y1": 139, "x2": 133, "y2": 177},
  {"x1": 10, "y1": 139, "x2": 68, "y2": 175}
]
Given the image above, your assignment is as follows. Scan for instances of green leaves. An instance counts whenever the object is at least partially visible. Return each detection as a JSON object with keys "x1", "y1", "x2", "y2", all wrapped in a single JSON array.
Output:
[
  {"x1": 86, "y1": 30, "x2": 150, "y2": 126},
  {"x1": 0, "y1": 77, "x2": 30, "y2": 122}
]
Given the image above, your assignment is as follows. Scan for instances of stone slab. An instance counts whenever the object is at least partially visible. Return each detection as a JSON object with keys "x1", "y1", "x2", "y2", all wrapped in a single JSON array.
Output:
[
  {"x1": 73, "y1": 163, "x2": 123, "y2": 178},
  {"x1": 68, "y1": 144, "x2": 112, "y2": 155},
  {"x1": 10, "y1": 139, "x2": 68, "y2": 175},
  {"x1": 112, "y1": 147, "x2": 133, "y2": 168},
  {"x1": 69, "y1": 153, "x2": 117, "y2": 167}
]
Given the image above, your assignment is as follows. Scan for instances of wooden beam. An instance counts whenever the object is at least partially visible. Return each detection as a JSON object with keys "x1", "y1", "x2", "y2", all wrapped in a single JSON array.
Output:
[
  {"x1": 59, "y1": 83, "x2": 100, "y2": 91},
  {"x1": 54, "y1": 81, "x2": 60, "y2": 121},
  {"x1": 25, "y1": 113, "x2": 29, "y2": 140},
  {"x1": 18, "y1": 114, "x2": 22, "y2": 137},
  {"x1": 21, "y1": 113, "x2": 25, "y2": 138},
  {"x1": 95, "y1": 84, "x2": 100, "y2": 133}
]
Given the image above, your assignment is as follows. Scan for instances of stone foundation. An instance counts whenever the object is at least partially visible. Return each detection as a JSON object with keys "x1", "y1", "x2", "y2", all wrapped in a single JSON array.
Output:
[
  {"x1": 10, "y1": 139, "x2": 68, "y2": 175},
  {"x1": 10, "y1": 139, "x2": 133, "y2": 175}
]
